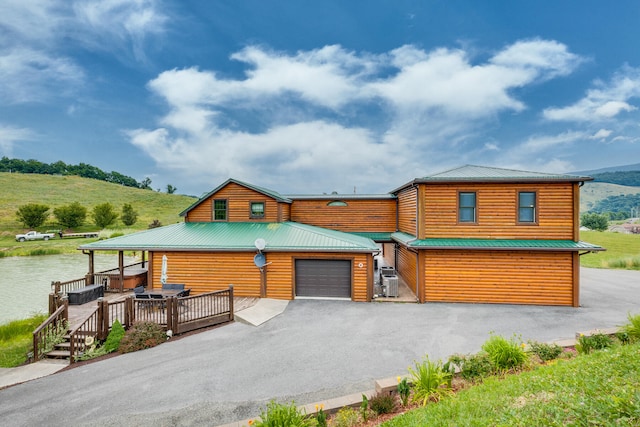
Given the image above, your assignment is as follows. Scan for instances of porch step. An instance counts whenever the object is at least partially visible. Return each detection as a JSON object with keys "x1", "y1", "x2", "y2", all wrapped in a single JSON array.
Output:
[{"x1": 45, "y1": 350, "x2": 71, "y2": 359}]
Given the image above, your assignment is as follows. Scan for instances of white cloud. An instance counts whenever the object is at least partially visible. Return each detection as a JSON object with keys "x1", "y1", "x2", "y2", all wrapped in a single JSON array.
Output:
[
  {"x1": 0, "y1": 49, "x2": 85, "y2": 103},
  {"x1": 73, "y1": 0, "x2": 167, "y2": 61},
  {"x1": 0, "y1": 125, "x2": 35, "y2": 154},
  {"x1": 520, "y1": 131, "x2": 586, "y2": 152},
  {"x1": 129, "y1": 40, "x2": 586, "y2": 192},
  {"x1": 543, "y1": 66, "x2": 640, "y2": 121},
  {"x1": 590, "y1": 129, "x2": 613, "y2": 140}
]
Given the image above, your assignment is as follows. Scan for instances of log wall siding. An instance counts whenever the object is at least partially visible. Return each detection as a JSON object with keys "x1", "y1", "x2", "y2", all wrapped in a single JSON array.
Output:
[
  {"x1": 185, "y1": 182, "x2": 288, "y2": 222},
  {"x1": 290, "y1": 199, "x2": 396, "y2": 232},
  {"x1": 396, "y1": 245, "x2": 417, "y2": 294},
  {"x1": 381, "y1": 243, "x2": 395, "y2": 267},
  {"x1": 422, "y1": 183, "x2": 575, "y2": 239},
  {"x1": 150, "y1": 252, "x2": 261, "y2": 297},
  {"x1": 150, "y1": 251, "x2": 371, "y2": 301},
  {"x1": 397, "y1": 186, "x2": 417, "y2": 235},
  {"x1": 422, "y1": 250, "x2": 575, "y2": 306}
]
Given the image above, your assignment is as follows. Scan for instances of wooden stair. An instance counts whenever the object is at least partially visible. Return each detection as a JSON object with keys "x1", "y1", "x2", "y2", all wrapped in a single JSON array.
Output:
[{"x1": 44, "y1": 333, "x2": 76, "y2": 361}]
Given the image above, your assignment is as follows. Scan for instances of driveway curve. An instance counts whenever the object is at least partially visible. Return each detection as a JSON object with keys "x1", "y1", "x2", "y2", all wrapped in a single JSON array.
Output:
[{"x1": 1, "y1": 267, "x2": 639, "y2": 426}]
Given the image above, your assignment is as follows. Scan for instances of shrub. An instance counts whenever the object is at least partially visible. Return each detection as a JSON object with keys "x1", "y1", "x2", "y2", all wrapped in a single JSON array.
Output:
[
  {"x1": 369, "y1": 393, "x2": 397, "y2": 415},
  {"x1": 148, "y1": 219, "x2": 162, "y2": 229},
  {"x1": 621, "y1": 313, "x2": 640, "y2": 342},
  {"x1": 103, "y1": 320, "x2": 125, "y2": 353},
  {"x1": 252, "y1": 400, "x2": 313, "y2": 427},
  {"x1": 121, "y1": 203, "x2": 138, "y2": 226},
  {"x1": 576, "y1": 333, "x2": 614, "y2": 354},
  {"x1": 118, "y1": 321, "x2": 166, "y2": 353},
  {"x1": 397, "y1": 377, "x2": 410, "y2": 406},
  {"x1": 527, "y1": 341, "x2": 563, "y2": 362},
  {"x1": 448, "y1": 352, "x2": 493, "y2": 380},
  {"x1": 408, "y1": 355, "x2": 453, "y2": 406},
  {"x1": 580, "y1": 212, "x2": 609, "y2": 231},
  {"x1": 331, "y1": 407, "x2": 360, "y2": 427},
  {"x1": 481, "y1": 333, "x2": 528, "y2": 371},
  {"x1": 53, "y1": 201, "x2": 87, "y2": 229},
  {"x1": 92, "y1": 202, "x2": 118, "y2": 228},
  {"x1": 16, "y1": 203, "x2": 50, "y2": 228}
]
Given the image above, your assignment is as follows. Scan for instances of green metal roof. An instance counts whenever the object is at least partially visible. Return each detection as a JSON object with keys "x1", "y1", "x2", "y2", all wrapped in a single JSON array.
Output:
[
  {"x1": 391, "y1": 232, "x2": 604, "y2": 252},
  {"x1": 392, "y1": 165, "x2": 593, "y2": 193},
  {"x1": 349, "y1": 232, "x2": 394, "y2": 242},
  {"x1": 179, "y1": 178, "x2": 292, "y2": 217},
  {"x1": 79, "y1": 222, "x2": 379, "y2": 252},
  {"x1": 285, "y1": 194, "x2": 396, "y2": 200}
]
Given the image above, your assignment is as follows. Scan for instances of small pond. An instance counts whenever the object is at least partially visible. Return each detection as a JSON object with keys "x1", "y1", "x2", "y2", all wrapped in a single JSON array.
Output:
[{"x1": 0, "y1": 254, "x2": 136, "y2": 324}]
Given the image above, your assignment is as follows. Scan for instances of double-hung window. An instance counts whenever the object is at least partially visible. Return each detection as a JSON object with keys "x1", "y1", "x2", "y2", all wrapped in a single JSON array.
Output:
[
  {"x1": 213, "y1": 199, "x2": 227, "y2": 221},
  {"x1": 518, "y1": 192, "x2": 537, "y2": 223},
  {"x1": 250, "y1": 201, "x2": 265, "y2": 218},
  {"x1": 459, "y1": 192, "x2": 477, "y2": 223}
]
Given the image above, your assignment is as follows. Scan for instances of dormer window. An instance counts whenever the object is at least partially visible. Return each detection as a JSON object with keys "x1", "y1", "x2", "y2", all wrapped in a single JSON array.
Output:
[
  {"x1": 250, "y1": 201, "x2": 265, "y2": 218},
  {"x1": 213, "y1": 199, "x2": 227, "y2": 221}
]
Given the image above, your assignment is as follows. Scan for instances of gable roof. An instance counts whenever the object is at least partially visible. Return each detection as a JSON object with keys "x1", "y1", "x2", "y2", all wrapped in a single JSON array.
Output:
[
  {"x1": 179, "y1": 178, "x2": 292, "y2": 217},
  {"x1": 79, "y1": 222, "x2": 379, "y2": 253},
  {"x1": 392, "y1": 165, "x2": 593, "y2": 193}
]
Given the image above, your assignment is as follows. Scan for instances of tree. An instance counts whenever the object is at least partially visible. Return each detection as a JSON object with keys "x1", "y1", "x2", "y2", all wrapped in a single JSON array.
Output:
[
  {"x1": 54, "y1": 202, "x2": 87, "y2": 229},
  {"x1": 139, "y1": 177, "x2": 152, "y2": 190},
  {"x1": 16, "y1": 204, "x2": 50, "y2": 228},
  {"x1": 121, "y1": 203, "x2": 138, "y2": 226},
  {"x1": 92, "y1": 203, "x2": 118, "y2": 228},
  {"x1": 581, "y1": 212, "x2": 609, "y2": 231},
  {"x1": 166, "y1": 184, "x2": 177, "y2": 194}
]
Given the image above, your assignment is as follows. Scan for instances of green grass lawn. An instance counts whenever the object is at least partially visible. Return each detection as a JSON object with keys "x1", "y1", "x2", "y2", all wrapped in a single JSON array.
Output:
[
  {"x1": 0, "y1": 314, "x2": 47, "y2": 367},
  {"x1": 580, "y1": 230, "x2": 640, "y2": 269},
  {"x1": 383, "y1": 342, "x2": 640, "y2": 426},
  {"x1": 0, "y1": 172, "x2": 196, "y2": 257}
]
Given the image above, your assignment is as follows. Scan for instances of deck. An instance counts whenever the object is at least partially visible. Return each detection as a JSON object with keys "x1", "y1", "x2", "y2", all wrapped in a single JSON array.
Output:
[{"x1": 66, "y1": 292, "x2": 258, "y2": 330}]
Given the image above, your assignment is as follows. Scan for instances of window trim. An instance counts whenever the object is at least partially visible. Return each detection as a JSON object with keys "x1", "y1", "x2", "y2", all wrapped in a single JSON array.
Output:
[
  {"x1": 249, "y1": 201, "x2": 266, "y2": 219},
  {"x1": 517, "y1": 190, "x2": 538, "y2": 225},
  {"x1": 458, "y1": 191, "x2": 477, "y2": 224},
  {"x1": 212, "y1": 199, "x2": 228, "y2": 221}
]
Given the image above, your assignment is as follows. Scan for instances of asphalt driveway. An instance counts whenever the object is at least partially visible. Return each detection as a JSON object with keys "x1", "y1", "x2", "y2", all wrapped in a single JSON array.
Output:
[{"x1": 1, "y1": 267, "x2": 639, "y2": 426}]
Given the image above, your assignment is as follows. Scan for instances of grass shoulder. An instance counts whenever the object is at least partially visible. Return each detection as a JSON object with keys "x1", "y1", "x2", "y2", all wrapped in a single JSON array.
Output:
[
  {"x1": 0, "y1": 314, "x2": 47, "y2": 367},
  {"x1": 383, "y1": 341, "x2": 640, "y2": 426}
]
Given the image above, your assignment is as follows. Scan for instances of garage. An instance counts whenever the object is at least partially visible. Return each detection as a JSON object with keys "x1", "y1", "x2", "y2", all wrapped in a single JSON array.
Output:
[{"x1": 295, "y1": 259, "x2": 352, "y2": 298}]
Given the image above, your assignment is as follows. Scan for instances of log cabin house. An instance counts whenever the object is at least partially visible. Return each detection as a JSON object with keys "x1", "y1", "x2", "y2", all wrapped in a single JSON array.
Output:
[{"x1": 79, "y1": 165, "x2": 604, "y2": 307}]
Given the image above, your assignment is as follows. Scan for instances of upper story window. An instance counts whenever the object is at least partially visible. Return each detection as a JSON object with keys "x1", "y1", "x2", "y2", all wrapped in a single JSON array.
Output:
[
  {"x1": 250, "y1": 201, "x2": 265, "y2": 218},
  {"x1": 458, "y1": 192, "x2": 477, "y2": 223},
  {"x1": 213, "y1": 199, "x2": 227, "y2": 221},
  {"x1": 327, "y1": 200, "x2": 348, "y2": 207},
  {"x1": 518, "y1": 191, "x2": 537, "y2": 223}
]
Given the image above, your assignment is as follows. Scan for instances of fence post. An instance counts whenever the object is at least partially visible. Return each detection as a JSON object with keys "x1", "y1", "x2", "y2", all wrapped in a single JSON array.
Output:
[
  {"x1": 229, "y1": 285, "x2": 234, "y2": 321},
  {"x1": 62, "y1": 297, "x2": 69, "y2": 324},
  {"x1": 97, "y1": 298, "x2": 108, "y2": 340},
  {"x1": 125, "y1": 297, "x2": 132, "y2": 329}
]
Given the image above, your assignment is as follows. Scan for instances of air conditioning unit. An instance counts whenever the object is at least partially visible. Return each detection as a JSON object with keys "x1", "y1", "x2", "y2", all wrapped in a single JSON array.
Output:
[{"x1": 382, "y1": 275, "x2": 399, "y2": 297}]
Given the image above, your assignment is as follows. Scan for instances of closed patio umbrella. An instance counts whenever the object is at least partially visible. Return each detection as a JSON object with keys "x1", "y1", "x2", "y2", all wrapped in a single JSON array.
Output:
[{"x1": 161, "y1": 255, "x2": 168, "y2": 285}]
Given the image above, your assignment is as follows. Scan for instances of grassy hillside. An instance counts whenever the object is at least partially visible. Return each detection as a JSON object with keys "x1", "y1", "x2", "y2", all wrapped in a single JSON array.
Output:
[
  {"x1": 580, "y1": 181, "x2": 640, "y2": 213},
  {"x1": 0, "y1": 172, "x2": 196, "y2": 255},
  {"x1": 579, "y1": 230, "x2": 640, "y2": 269}
]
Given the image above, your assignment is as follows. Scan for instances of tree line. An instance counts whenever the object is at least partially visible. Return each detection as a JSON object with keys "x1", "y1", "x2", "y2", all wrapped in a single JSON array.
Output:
[
  {"x1": 591, "y1": 171, "x2": 640, "y2": 187},
  {"x1": 17, "y1": 202, "x2": 140, "y2": 230},
  {"x1": 589, "y1": 193, "x2": 640, "y2": 219},
  {"x1": 0, "y1": 157, "x2": 177, "y2": 193}
]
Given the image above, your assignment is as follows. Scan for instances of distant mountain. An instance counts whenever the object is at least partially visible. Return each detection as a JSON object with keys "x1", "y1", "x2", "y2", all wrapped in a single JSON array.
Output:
[{"x1": 571, "y1": 163, "x2": 640, "y2": 175}]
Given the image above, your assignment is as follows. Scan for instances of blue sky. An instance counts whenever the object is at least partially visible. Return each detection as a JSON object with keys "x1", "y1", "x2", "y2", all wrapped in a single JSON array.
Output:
[{"x1": 1, "y1": 1, "x2": 639, "y2": 196}]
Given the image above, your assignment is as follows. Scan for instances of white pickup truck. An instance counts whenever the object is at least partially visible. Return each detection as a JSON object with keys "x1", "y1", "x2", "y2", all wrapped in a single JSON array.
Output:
[{"x1": 15, "y1": 231, "x2": 56, "y2": 242}]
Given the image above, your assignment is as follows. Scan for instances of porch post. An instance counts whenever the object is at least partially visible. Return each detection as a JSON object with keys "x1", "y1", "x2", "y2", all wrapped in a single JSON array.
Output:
[
  {"x1": 118, "y1": 251, "x2": 125, "y2": 292},
  {"x1": 141, "y1": 251, "x2": 146, "y2": 268},
  {"x1": 86, "y1": 250, "x2": 95, "y2": 285}
]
